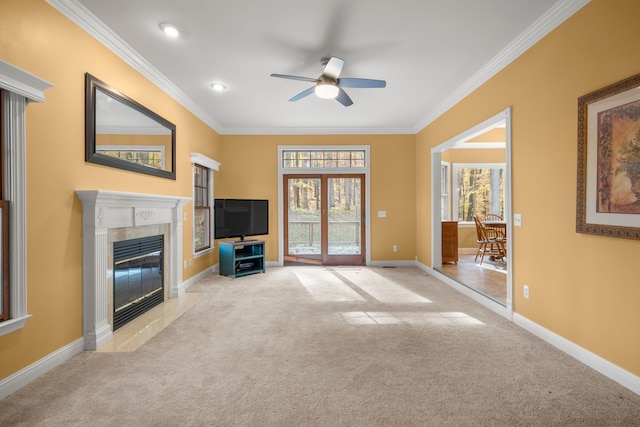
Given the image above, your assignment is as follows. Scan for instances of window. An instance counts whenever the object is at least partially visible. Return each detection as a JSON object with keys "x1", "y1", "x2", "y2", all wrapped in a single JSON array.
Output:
[
  {"x1": 0, "y1": 61, "x2": 51, "y2": 335},
  {"x1": 1, "y1": 93, "x2": 7, "y2": 322},
  {"x1": 452, "y1": 163, "x2": 505, "y2": 222},
  {"x1": 190, "y1": 154, "x2": 220, "y2": 256},
  {"x1": 193, "y1": 164, "x2": 210, "y2": 252},
  {"x1": 441, "y1": 162, "x2": 450, "y2": 221},
  {"x1": 282, "y1": 150, "x2": 366, "y2": 168}
]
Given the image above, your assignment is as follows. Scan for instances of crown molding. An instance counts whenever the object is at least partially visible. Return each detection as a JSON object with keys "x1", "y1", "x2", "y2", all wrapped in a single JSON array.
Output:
[
  {"x1": 47, "y1": 0, "x2": 590, "y2": 136},
  {"x1": 46, "y1": 0, "x2": 224, "y2": 134},
  {"x1": 221, "y1": 126, "x2": 415, "y2": 135},
  {"x1": 413, "y1": 0, "x2": 591, "y2": 133}
]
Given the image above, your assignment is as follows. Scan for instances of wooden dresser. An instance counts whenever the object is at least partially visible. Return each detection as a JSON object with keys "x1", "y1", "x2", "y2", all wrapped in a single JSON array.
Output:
[{"x1": 441, "y1": 221, "x2": 459, "y2": 264}]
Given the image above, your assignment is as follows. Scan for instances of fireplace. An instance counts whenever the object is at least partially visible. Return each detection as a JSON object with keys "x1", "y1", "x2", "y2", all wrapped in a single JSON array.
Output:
[
  {"x1": 76, "y1": 190, "x2": 190, "y2": 350},
  {"x1": 113, "y1": 235, "x2": 164, "y2": 330}
]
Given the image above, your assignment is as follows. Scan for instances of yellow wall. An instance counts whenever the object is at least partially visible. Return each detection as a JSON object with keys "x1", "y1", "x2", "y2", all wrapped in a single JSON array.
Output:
[
  {"x1": 416, "y1": 0, "x2": 640, "y2": 375},
  {"x1": 219, "y1": 135, "x2": 416, "y2": 261},
  {"x1": 2, "y1": 0, "x2": 639, "y2": 392},
  {"x1": 0, "y1": 0, "x2": 220, "y2": 380}
]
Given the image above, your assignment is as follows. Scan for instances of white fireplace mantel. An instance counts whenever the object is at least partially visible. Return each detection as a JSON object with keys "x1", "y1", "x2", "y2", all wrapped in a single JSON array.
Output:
[{"x1": 76, "y1": 190, "x2": 191, "y2": 350}]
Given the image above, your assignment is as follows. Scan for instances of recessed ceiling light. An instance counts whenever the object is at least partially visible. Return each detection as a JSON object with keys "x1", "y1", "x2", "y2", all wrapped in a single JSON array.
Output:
[
  {"x1": 159, "y1": 23, "x2": 181, "y2": 38},
  {"x1": 210, "y1": 82, "x2": 228, "y2": 92}
]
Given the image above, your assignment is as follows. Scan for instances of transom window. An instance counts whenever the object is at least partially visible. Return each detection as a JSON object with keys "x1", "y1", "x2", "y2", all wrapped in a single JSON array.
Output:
[
  {"x1": 452, "y1": 163, "x2": 505, "y2": 222},
  {"x1": 282, "y1": 150, "x2": 366, "y2": 168}
]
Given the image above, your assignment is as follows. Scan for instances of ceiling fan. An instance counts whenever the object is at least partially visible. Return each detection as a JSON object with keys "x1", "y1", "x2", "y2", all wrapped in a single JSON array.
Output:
[{"x1": 270, "y1": 56, "x2": 386, "y2": 107}]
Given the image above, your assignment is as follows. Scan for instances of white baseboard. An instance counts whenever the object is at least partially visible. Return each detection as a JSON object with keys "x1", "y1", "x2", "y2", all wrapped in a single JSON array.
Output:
[
  {"x1": 0, "y1": 337, "x2": 84, "y2": 400},
  {"x1": 368, "y1": 260, "x2": 418, "y2": 267},
  {"x1": 182, "y1": 266, "x2": 216, "y2": 290},
  {"x1": 513, "y1": 313, "x2": 640, "y2": 395},
  {"x1": 3, "y1": 261, "x2": 638, "y2": 400},
  {"x1": 418, "y1": 260, "x2": 639, "y2": 396}
]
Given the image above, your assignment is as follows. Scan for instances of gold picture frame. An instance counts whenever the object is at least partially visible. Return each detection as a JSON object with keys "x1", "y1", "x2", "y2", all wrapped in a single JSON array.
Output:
[{"x1": 577, "y1": 72, "x2": 640, "y2": 239}]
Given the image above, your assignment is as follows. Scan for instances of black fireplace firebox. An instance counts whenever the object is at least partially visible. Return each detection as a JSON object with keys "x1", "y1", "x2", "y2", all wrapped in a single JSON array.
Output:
[{"x1": 113, "y1": 235, "x2": 164, "y2": 330}]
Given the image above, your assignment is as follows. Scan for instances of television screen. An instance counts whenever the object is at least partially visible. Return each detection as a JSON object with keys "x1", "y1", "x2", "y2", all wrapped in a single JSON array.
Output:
[{"x1": 214, "y1": 199, "x2": 269, "y2": 240}]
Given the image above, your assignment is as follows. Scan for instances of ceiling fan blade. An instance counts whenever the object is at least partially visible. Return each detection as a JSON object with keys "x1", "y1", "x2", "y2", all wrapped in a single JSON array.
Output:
[
  {"x1": 289, "y1": 86, "x2": 316, "y2": 102},
  {"x1": 338, "y1": 78, "x2": 386, "y2": 88},
  {"x1": 335, "y1": 88, "x2": 353, "y2": 107},
  {"x1": 271, "y1": 74, "x2": 318, "y2": 83},
  {"x1": 323, "y1": 57, "x2": 344, "y2": 80}
]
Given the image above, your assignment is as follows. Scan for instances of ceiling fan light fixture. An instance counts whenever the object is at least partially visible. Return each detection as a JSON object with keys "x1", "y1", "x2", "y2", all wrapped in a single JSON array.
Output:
[
  {"x1": 315, "y1": 82, "x2": 339, "y2": 99},
  {"x1": 159, "y1": 23, "x2": 181, "y2": 38}
]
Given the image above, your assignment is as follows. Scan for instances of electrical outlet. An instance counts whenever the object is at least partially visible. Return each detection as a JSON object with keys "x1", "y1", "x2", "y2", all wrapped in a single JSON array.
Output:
[
  {"x1": 393, "y1": 245, "x2": 398, "y2": 252},
  {"x1": 524, "y1": 284, "x2": 529, "y2": 299},
  {"x1": 183, "y1": 260, "x2": 188, "y2": 269}
]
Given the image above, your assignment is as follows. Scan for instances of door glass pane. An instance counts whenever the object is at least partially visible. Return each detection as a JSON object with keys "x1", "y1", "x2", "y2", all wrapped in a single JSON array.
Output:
[
  {"x1": 327, "y1": 177, "x2": 361, "y2": 255},
  {"x1": 287, "y1": 178, "x2": 321, "y2": 255}
]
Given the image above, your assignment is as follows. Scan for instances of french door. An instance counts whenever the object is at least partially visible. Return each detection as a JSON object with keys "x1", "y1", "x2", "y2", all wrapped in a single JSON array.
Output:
[{"x1": 284, "y1": 174, "x2": 365, "y2": 265}]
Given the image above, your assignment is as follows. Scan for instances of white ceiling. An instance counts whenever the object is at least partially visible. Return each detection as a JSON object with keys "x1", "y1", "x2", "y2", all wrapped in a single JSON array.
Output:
[{"x1": 54, "y1": 0, "x2": 586, "y2": 135}]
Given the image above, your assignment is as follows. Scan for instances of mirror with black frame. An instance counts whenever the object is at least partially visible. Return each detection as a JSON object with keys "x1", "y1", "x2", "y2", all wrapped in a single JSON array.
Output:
[{"x1": 85, "y1": 73, "x2": 176, "y2": 180}]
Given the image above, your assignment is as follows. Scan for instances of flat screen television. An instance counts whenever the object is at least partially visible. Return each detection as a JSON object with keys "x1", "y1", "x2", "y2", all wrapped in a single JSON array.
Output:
[{"x1": 214, "y1": 199, "x2": 269, "y2": 241}]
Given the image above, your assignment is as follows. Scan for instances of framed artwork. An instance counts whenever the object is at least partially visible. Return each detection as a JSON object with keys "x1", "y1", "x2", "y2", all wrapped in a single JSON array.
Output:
[{"x1": 577, "y1": 72, "x2": 640, "y2": 239}]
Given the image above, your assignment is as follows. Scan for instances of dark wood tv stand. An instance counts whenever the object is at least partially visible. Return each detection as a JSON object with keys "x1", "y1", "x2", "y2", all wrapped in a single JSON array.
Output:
[{"x1": 219, "y1": 240, "x2": 265, "y2": 278}]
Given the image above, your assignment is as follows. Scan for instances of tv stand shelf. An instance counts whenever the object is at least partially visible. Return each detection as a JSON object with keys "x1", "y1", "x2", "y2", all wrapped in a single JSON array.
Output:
[{"x1": 219, "y1": 240, "x2": 265, "y2": 278}]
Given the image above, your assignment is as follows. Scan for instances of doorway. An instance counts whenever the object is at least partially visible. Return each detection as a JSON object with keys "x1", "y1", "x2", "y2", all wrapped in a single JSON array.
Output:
[
  {"x1": 430, "y1": 108, "x2": 513, "y2": 317},
  {"x1": 284, "y1": 174, "x2": 365, "y2": 266}
]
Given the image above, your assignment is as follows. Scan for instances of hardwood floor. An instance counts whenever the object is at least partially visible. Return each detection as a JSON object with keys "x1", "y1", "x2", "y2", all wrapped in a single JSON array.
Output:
[{"x1": 438, "y1": 252, "x2": 507, "y2": 304}]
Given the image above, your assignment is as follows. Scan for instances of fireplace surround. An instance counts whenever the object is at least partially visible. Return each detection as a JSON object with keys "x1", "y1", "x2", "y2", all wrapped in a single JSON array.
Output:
[{"x1": 76, "y1": 190, "x2": 190, "y2": 350}]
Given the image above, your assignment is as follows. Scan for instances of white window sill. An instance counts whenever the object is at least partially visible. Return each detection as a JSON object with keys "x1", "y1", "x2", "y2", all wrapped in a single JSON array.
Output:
[
  {"x1": 193, "y1": 247, "x2": 214, "y2": 259},
  {"x1": 0, "y1": 314, "x2": 32, "y2": 337}
]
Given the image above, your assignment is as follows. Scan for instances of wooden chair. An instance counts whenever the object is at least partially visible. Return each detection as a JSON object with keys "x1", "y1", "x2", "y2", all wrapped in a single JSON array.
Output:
[
  {"x1": 483, "y1": 213, "x2": 506, "y2": 241},
  {"x1": 473, "y1": 215, "x2": 506, "y2": 265},
  {"x1": 484, "y1": 213, "x2": 503, "y2": 222}
]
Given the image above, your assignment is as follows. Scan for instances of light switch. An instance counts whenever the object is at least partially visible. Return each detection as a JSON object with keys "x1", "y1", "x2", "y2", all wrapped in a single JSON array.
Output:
[
  {"x1": 378, "y1": 211, "x2": 387, "y2": 218},
  {"x1": 514, "y1": 213, "x2": 522, "y2": 226}
]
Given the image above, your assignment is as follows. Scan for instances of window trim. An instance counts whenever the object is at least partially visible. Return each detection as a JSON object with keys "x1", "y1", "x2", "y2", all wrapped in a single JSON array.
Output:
[
  {"x1": 441, "y1": 161, "x2": 450, "y2": 221},
  {"x1": 0, "y1": 61, "x2": 52, "y2": 336},
  {"x1": 190, "y1": 153, "x2": 220, "y2": 258},
  {"x1": 451, "y1": 162, "x2": 505, "y2": 224},
  {"x1": 277, "y1": 145, "x2": 371, "y2": 266}
]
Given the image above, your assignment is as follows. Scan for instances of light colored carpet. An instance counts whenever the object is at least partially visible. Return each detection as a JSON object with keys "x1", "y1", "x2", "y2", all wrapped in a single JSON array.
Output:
[{"x1": 1, "y1": 266, "x2": 639, "y2": 426}]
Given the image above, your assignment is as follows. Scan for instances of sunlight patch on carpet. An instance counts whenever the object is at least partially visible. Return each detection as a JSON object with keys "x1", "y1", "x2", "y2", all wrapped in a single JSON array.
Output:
[
  {"x1": 293, "y1": 268, "x2": 365, "y2": 301},
  {"x1": 339, "y1": 311, "x2": 485, "y2": 326},
  {"x1": 336, "y1": 269, "x2": 432, "y2": 303}
]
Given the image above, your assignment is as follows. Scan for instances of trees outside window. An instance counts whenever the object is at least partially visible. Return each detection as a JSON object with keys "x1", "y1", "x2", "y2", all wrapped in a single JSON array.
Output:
[{"x1": 452, "y1": 163, "x2": 505, "y2": 222}]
